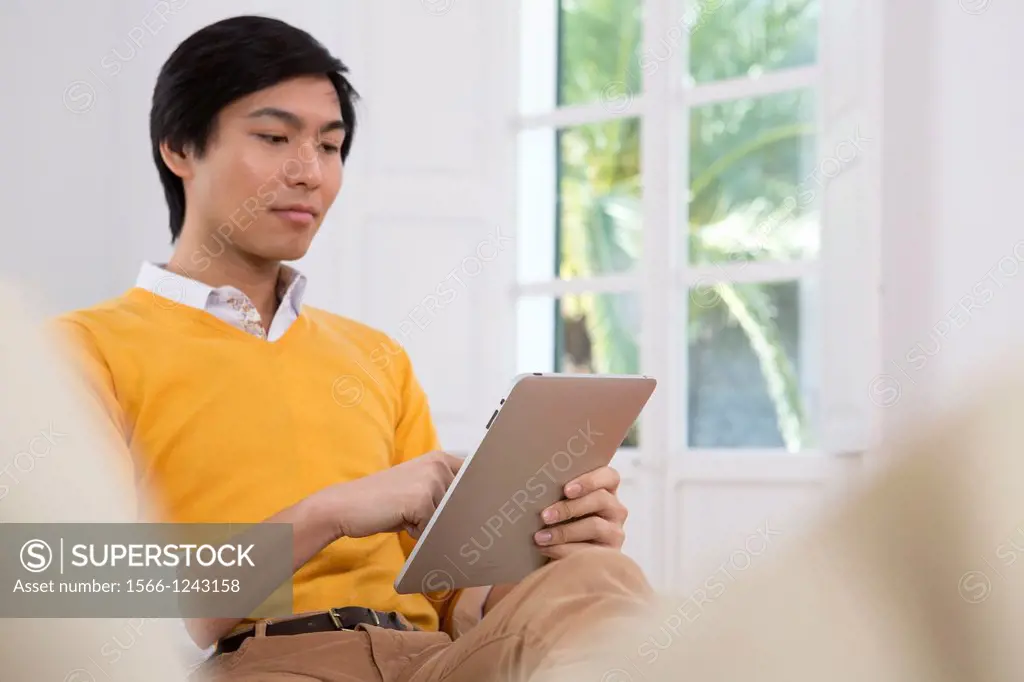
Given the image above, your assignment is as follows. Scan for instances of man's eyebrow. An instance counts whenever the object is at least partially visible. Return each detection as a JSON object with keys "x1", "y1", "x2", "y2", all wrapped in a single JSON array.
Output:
[
  {"x1": 319, "y1": 120, "x2": 346, "y2": 135},
  {"x1": 247, "y1": 107, "x2": 303, "y2": 128},
  {"x1": 247, "y1": 107, "x2": 345, "y2": 134}
]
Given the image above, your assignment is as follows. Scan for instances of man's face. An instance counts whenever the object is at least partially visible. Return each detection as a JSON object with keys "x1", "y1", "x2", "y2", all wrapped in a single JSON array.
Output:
[{"x1": 181, "y1": 75, "x2": 345, "y2": 266}]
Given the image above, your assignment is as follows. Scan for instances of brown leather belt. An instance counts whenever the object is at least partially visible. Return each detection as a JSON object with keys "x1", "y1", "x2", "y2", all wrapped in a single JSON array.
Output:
[{"x1": 214, "y1": 607, "x2": 413, "y2": 656}]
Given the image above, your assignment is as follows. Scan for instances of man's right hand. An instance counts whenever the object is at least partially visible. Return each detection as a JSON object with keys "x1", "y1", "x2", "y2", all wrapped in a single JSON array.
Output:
[
  {"x1": 324, "y1": 451, "x2": 464, "y2": 540},
  {"x1": 184, "y1": 451, "x2": 462, "y2": 649}
]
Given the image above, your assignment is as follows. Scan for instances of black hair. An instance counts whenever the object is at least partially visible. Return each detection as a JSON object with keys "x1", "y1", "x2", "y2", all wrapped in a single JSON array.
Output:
[{"x1": 149, "y1": 15, "x2": 359, "y2": 242}]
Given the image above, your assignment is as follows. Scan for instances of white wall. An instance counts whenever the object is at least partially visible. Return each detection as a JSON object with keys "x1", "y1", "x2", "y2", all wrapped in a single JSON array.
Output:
[
  {"x1": 930, "y1": 1, "x2": 1024, "y2": 396},
  {"x1": 876, "y1": 0, "x2": 1024, "y2": 436},
  {"x1": 0, "y1": 1, "x2": 125, "y2": 313}
]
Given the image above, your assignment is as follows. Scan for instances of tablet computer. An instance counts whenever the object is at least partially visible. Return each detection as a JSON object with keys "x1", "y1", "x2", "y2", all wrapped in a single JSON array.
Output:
[{"x1": 394, "y1": 372, "x2": 657, "y2": 595}]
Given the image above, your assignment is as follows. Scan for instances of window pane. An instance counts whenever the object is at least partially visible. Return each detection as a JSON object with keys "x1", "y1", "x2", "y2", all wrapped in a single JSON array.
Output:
[
  {"x1": 518, "y1": 119, "x2": 642, "y2": 283},
  {"x1": 685, "y1": 279, "x2": 817, "y2": 450},
  {"x1": 560, "y1": 118, "x2": 642, "y2": 279},
  {"x1": 518, "y1": 292, "x2": 642, "y2": 446},
  {"x1": 688, "y1": 0, "x2": 819, "y2": 84},
  {"x1": 688, "y1": 89, "x2": 818, "y2": 265},
  {"x1": 559, "y1": 0, "x2": 643, "y2": 108}
]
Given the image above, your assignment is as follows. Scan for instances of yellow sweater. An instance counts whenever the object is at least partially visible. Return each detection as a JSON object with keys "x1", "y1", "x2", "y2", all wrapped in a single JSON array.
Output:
[{"x1": 53, "y1": 286, "x2": 456, "y2": 631}]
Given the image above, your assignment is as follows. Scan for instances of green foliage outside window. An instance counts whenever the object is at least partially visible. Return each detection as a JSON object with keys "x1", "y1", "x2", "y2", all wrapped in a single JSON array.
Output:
[{"x1": 555, "y1": 0, "x2": 819, "y2": 451}]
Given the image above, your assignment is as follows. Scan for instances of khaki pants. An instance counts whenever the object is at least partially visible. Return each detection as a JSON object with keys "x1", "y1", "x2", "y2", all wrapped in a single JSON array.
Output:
[{"x1": 193, "y1": 546, "x2": 653, "y2": 682}]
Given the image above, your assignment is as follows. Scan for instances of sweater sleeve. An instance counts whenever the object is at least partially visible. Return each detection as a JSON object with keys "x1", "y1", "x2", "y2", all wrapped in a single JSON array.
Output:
[
  {"x1": 390, "y1": 342, "x2": 466, "y2": 632},
  {"x1": 49, "y1": 317, "x2": 135, "y2": 482}
]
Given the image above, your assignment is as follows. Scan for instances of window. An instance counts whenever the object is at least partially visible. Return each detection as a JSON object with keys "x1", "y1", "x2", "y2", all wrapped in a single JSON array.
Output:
[{"x1": 516, "y1": 0, "x2": 823, "y2": 455}]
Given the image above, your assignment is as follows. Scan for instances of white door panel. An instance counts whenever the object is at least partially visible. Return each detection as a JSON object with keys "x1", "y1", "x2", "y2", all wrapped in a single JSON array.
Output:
[{"x1": 673, "y1": 482, "x2": 824, "y2": 592}]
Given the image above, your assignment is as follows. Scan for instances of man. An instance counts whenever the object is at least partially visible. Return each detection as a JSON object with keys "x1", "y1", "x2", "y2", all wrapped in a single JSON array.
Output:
[{"x1": 54, "y1": 15, "x2": 652, "y2": 681}]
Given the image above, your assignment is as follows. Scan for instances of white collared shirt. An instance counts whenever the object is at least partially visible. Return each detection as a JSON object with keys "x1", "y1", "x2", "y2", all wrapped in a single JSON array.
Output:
[{"x1": 135, "y1": 262, "x2": 307, "y2": 340}]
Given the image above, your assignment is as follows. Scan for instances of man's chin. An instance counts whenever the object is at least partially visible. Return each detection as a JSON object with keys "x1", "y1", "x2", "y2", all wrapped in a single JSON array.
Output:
[
  {"x1": 273, "y1": 246, "x2": 311, "y2": 262},
  {"x1": 248, "y1": 238, "x2": 314, "y2": 265}
]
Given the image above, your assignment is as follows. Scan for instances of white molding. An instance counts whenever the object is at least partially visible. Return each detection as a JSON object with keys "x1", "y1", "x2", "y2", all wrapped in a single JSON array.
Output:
[
  {"x1": 512, "y1": 259, "x2": 817, "y2": 295},
  {"x1": 671, "y1": 450, "x2": 855, "y2": 483},
  {"x1": 680, "y1": 260, "x2": 817, "y2": 286},
  {"x1": 814, "y1": 0, "x2": 884, "y2": 460},
  {"x1": 517, "y1": 97, "x2": 644, "y2": 131},
  {"x1": 861, "y1": 0, "x2": 886, "y2": 465},
  {"x1": 495, "y1": 0, "x2": 526, "y2": 404},
  {"x1": 518, "y1": 0, "x2": 559, "y2": 116},
  {"x1": 514, "y1": 274, "x2": 642, "y2": 297},
  {"x1": 681, "y1": 65, "x2": 821, "y2": 107},
  {"x1": 648, "y1": 0, "x2": 684, "y2": 594},
  {"x1": 514, "y1": 66, "x2": 821, "y2": 133}
]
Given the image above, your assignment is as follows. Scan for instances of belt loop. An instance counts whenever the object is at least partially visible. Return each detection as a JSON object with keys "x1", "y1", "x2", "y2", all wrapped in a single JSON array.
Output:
[{"x1": 254, "y1": 620, "x2": 269, "y2": 638}]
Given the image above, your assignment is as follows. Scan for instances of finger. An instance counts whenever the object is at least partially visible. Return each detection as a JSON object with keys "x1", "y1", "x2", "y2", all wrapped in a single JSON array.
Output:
[
  {"x1": 538, "y1": 542, "x2": 592, "y2": 561},
  {"x1": 541, "y1": 489, "x2": 627, "y2": 526},
  {"x1": 441, "y1": 452, "x2": 465, "y2": 474},
  {"x1": 427, "y1": 464, "x2": 455, "y2": 508},
  {"x1": 564, "y1": 466, "x2": 621, "y2": 499},
  {"x1": 535, "y1": 516, "x2": 625, "y2": 549}
]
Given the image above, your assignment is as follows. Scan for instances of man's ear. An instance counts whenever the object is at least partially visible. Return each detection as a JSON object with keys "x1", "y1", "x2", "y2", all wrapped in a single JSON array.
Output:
[{"x1": 159, "y1": 140, "x2": 193, "y2": 180}]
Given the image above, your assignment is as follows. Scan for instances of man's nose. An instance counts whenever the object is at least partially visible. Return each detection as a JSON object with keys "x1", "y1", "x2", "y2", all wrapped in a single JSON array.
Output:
[{"x1": 285, "y1": 141, "x2": 323, "y2": 187}]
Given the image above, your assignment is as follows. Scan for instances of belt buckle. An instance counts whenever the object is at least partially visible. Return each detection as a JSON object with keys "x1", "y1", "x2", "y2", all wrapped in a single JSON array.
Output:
[
  {"x1": 328, "y1": 608, "x2": 345, "y2": 630},
  {"x1": 329, "y1": 607, "x2": 381, "y2": 630}
]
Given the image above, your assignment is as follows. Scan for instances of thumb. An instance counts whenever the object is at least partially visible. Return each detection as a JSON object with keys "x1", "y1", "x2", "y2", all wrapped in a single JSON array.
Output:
[{"x1": 403, "y1": 522, "x2": 422, "y2": 539}]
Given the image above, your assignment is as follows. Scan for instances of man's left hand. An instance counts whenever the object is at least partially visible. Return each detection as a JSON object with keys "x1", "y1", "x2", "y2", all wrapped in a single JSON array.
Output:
[
  {"x1": 459, "y1": 466, "x2": 628, "y2": 633},
  {"x1": 533, "y1": 465, "x2": 628, "y2": 560}
]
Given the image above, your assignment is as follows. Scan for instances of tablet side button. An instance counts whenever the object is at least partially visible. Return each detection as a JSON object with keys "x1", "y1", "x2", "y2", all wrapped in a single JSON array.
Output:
[{"x1": 485, "y1": 409, "x2": 499, "y2": 429}]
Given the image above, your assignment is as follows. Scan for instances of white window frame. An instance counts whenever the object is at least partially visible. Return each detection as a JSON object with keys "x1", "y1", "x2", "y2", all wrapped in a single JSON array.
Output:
[{"x1": 502, "y1": 0, "x2": 880, "y2": 580}]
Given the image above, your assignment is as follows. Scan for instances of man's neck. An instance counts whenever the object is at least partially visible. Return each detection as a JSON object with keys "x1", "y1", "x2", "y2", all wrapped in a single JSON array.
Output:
[{"x1": 166, "y1": 240, "x2": 282, "y2": 332}]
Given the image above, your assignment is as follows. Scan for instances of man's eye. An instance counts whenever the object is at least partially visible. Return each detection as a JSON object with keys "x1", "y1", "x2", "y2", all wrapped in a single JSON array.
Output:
[
  {"x1": 320, "y1": 143, "x2": 341, "y2": 154},
  {"x1": 257, "y1": 134, "x2": 288, "y2": 144}
]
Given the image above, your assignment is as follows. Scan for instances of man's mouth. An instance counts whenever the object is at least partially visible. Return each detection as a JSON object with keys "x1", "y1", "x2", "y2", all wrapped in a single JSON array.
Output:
[{"x1": 270, "y1": 204, "x2": 319, "y2": 226}]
